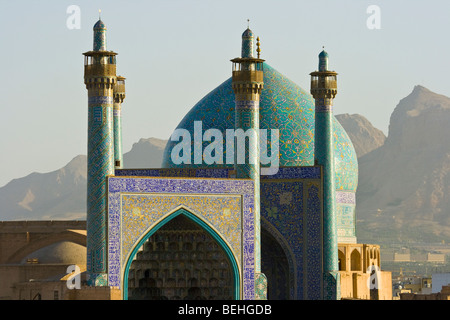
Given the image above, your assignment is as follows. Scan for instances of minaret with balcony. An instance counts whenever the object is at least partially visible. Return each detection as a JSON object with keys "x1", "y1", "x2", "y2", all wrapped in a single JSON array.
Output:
[
  {"x1": 310, "y1": 49, "x2": 340, "y2": 300},
  {"x1": 83, "y1": 18, "x2": 117, "y2": 286},
  {"x1": 231, "y1": 26, "x2": 266, "y2": 299}
]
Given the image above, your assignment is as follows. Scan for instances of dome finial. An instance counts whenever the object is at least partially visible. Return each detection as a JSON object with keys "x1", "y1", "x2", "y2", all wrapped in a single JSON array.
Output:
[
  {"x1": 247, "y1": 18, "x2": 250, "y2": 28},
  {"x1": 256, "y1": 36, "x2": 261, "y2": 58},
  {"x1": 99, "y1": 9, "x2": 101, "y2": 20}
]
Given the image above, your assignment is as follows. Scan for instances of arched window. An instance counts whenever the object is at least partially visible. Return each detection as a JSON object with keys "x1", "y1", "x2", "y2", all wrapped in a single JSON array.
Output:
[
  {"x1": 350, "y1": 249, "x2": 362, "y2": 271},
  {"x1": 338, "y1": 249, "x2": 346, "y2": 271}
]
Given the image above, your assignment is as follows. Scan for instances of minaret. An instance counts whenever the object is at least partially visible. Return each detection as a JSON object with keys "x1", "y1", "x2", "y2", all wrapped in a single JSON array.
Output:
[
  {"x1": 231, "y1": 25, "x2": 265, "y2": 292},
  {"x1": 83, "y1": 17, "x2": 117, "y2": 286},
  {"x1": 113, "y1": 76, "x2": 126, "y2": 169},
  {"x1": 310, "y1": 49, "x2": 340, "y2": 299}
]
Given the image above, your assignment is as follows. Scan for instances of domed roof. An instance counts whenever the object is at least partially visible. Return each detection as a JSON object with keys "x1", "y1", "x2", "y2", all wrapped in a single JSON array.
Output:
[
  {"x1": 93, "y1": 19, "x2": 106, "y2": 30},
  {"x1": 242, "y1": 28, "x2": 254, "y2": 38},
  {"x1": 21, "y1": 241, "x2": 86, "y2": 265},
  {"x1": 162, "y1": 63, "x2": 358, "y2": 192},
  {"x1": 319, "y1": 50, "x2": 329, "y2": 58}
]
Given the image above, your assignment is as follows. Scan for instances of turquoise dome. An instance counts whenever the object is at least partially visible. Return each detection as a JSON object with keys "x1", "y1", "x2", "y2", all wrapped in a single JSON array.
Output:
[
  {"x1": 93, "y1": 19, "x2": 106, "y2": 30},
  {"x1": 162, "y1": 63, "x2": 358, "y2": 192},
  {"x1": 242, "y1": 28, "x2": 254, "y2": 38},
  {"x1": 319, "y1": 50, "x2": 328, "y2": 58}
]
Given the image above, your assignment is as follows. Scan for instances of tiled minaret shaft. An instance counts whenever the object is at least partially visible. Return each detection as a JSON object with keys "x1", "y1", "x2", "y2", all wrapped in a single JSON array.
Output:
[
  {"x1": 231, "y1": 28, "x2": 264, "y2": 278},
  {"x1": 83, "y1": 19, "x2": 117, "y2": 286},
  {"x1": 310, "y1": 50, "x2": 340, "y2": 300}
]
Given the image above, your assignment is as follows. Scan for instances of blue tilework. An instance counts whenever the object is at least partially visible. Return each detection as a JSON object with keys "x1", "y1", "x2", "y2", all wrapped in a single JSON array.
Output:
[
  {"x1": 161, "y1": 63, "x2": 358, "y2": 193},
  {"x1": 260, "y1": 180, "x2": 304, "y2": 298},
  {"x1": 305, "y1": 182, "x2": 322, "y2": 299},
  {"x1": 260, "y1": 166, "x2": 320, "y2": 180},
  {"x1": 115, "y1": 168, "x2": 232, "y2": 178},
  {"x1": 93, "y1": 20, "x2": 107, "y2": 51},
  {"x1": 241, "y1": 28, "x2": 254, "y2": 58},
  {"x1": 261, "y1": 218, "x2": 297, "y2": 299},
  {"x1": 235, "y1": 98, "x2": 261, "y2": 272},
  {"x1": 315, "y1": 107, "x2": 338, "y2": 274},
  {"x1": 87, "y1": 98, "x2": 114, "y2": 285},
  {"x1": 107, "y1": 176, "x2": 257, "y2": 299}
]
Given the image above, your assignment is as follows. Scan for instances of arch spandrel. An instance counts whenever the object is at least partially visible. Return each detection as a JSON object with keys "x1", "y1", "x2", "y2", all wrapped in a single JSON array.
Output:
[{"x1": 120, "y1": 194, "x2": 243, "y2": 269}]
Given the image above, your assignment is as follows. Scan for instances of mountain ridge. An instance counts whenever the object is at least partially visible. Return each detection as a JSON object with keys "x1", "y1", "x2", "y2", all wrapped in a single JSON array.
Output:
[
  {"x1": 2, "y1": 85, "x2": 450, "y2": 248},
  {"x1": 356, "y1": 85, "x2": 450, "y2": 243}
]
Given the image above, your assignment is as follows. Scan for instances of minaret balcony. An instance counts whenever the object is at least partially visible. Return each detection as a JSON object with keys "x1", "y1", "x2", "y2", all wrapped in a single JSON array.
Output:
[
  {"x1": 85, "y1": 64, "x2": 117, "y2": 77},
  {"x1": 231, "y1": 70, "x2": 264, "y2": 85},
  {"x1": 310, "y1": 73, "x2": 337, "y2": 91},
  {"x1": 114, "y1": 83, "x2": 126, "y2": 95}
]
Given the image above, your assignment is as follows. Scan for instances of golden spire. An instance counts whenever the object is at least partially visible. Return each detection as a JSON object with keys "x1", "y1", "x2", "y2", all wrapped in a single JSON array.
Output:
[
  {"x1": 256, "y1": 36, "x2": 261, "y2": 58},
  {"x1": 99, "y1": 9, "x2": 101, "y2": 20}
]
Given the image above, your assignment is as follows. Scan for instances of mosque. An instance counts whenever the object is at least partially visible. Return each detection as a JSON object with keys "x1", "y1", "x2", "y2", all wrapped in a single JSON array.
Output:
[
  {"x1": 79, "y1": 17, "x2": 393, "y2": 300},
  {"x1": 79, "y1": 17, "x2": 391, "y2": 300}
]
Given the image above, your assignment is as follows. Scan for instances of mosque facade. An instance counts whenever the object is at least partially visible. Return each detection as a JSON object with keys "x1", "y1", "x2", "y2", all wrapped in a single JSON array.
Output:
[{"x1": 81, "y1": 18, "x2": 392, "y2": 300}]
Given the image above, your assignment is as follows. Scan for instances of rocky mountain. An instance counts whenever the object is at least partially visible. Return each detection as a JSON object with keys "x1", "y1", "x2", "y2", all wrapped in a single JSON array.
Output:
[
  {"x1": 356, "y1": 85, "x2": 450, "y2": 243},
  {"x1": 123, "y1": 137, "x2": 167, "y2": 168},
  {"x1": 0, "y1": 155, "x2": 87, "y2": 221},
  {"x1": 335, "y1": 113, "x2": 386, "y2": 158},
  {"x1": 0, "y1": 138, "x2": 167, "y2": 221}
]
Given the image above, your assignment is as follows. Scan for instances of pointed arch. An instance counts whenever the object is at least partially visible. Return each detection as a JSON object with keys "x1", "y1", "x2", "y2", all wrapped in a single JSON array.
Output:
[
  {"x1": 122, "y1": 207, "x2": 240, "y2": 300},
  {"x1": 261, "y1": 217, "x2": 297, "y2": 299}
]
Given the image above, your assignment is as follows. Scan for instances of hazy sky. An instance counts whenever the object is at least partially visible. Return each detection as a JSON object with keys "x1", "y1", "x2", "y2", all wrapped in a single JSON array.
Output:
[{"x1": 1, "y1": 0, "x2": 449, "y2": 187}]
